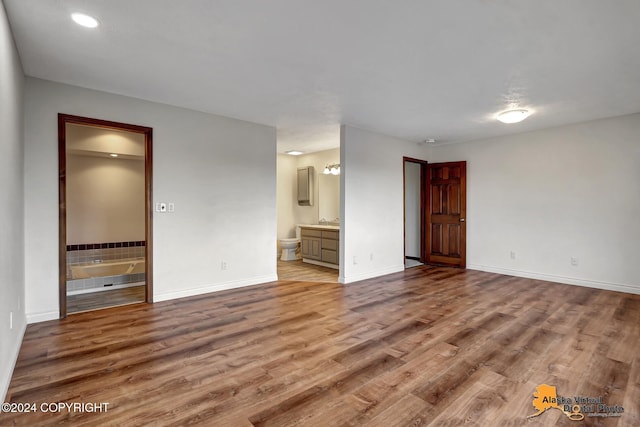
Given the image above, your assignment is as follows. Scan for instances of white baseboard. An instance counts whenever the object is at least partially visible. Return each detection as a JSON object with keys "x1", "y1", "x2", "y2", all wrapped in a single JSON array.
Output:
[
  {"x1": 154, "y1": 274, "x2": 278, "y2": 302},
  {"x1": 26, "y1": 310, "x2": 59, "y2": 324},
  {"x1": 340, "y1": 264, "x2": 405, "y2": 284},
  {"x1": 1, "y1": 320, "x2": 27, "y2": 402},
  {"x1": 468, "y1": 264, "x2": 640, "y2": 295}
]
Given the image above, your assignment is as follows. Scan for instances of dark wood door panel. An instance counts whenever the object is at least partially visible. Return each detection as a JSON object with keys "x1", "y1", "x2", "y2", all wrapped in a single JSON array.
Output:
[{"x1": 426, "y1": 161, "x2": 466, "y2": 268}]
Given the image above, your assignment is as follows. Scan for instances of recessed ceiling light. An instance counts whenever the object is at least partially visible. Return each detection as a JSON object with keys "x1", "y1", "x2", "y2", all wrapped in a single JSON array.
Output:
[
  {"x1": 71, "y1": 13, "x2": 99, "y2": 28},
  {"x1": 109, "y1": 153, "x2": 118, "y2": 158},
  {"x1": 497, "y1": 109, "x2": 531, "y2": 124},
  {"x1": 285, "y1": 150, "x2": 303, "y2": 156}
]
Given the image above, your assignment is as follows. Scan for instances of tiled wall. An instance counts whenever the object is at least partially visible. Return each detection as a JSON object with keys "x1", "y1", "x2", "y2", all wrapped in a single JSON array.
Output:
[
  {"x1": 66, "y1": 240, "x2": 145, "y2": 265},
  {"x1": 66, "y1": 241, "x2": 146, "y2": 293}
]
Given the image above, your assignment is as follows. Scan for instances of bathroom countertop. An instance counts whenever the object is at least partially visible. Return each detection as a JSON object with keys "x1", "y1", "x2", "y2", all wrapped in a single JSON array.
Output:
[{"x1": 298, "y1": 224, "x2": 340, "y2": 231}]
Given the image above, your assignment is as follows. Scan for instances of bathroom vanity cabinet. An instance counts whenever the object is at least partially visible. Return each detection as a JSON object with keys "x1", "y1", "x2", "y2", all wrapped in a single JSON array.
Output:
[{"x1": 300, "y1": 226, "x2": 339, "y2": 269}]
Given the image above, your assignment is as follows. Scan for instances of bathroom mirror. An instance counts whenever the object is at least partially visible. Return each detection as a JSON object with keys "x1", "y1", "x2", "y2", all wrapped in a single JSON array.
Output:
[
  {"x1": 318, "y1": 174, "x2": 340, "y2": 223},
  {"x1": 297, "y1": 166, "x2": 313, "y2": 206}
]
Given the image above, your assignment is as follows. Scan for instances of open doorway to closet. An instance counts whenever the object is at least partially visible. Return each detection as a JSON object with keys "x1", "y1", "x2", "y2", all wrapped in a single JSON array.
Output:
[
  {"x1": 403, "y1": 157, "x2": 427, "y2": 268},
  {"x1": 58, "y1": 114, "x2": 153, "y2": 317}
]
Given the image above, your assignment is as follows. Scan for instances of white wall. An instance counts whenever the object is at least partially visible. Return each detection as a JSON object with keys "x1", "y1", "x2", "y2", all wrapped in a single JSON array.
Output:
[
  {"x1": 276, "y1": 153, "x2": 297, "y2": 240},
  {"x1": 340, "y1": 125, "x2": 429, "y2": 283},
  {"x1": 431, "y1": 113, "x2": 640, "y2": 294},
  {"x1": 67, "y1": 124, "x2": 145, "y2": 157},
  {"x1": 66, "y1": 154, "x2": 145, "y2": 244},
  {"x1": 0, "y1": 0, "x2": 26, "y2": 401},
  {"x1": 23, "y1": 78, "x2": 278, "y2": 322}
]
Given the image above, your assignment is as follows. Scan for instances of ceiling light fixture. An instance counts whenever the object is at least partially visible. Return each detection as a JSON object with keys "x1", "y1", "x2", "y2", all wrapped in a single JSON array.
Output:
[
  {"x1": 497, "y1": 109, "x2": 531, "y2": 124},
  {"x1": 285, "y1": 150, "x2": 303, "y2": 156},
  {"x1": 71, "y1": 13, "x2": 99, "y2": 28},
  {"x1": 109, "y1": 153, "x2": 118, "y2": 158}
]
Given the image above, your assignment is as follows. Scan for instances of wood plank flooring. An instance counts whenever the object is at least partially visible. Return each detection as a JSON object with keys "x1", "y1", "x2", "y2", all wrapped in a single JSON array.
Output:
[
  {"x1": 277, "y1": 259, "x2": 338, "y2": 282},
  {"x1": 3, "y1": 266, "x2": 639, "y2": 426},
  {"x1": 67, "y1": 285, "x2": 146, "y2": 314}
]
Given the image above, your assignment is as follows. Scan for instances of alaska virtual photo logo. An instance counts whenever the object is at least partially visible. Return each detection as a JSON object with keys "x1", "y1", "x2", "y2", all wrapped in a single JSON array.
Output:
[{"x1": 527, "y1": 384, "x2": 625, "y2": 420}]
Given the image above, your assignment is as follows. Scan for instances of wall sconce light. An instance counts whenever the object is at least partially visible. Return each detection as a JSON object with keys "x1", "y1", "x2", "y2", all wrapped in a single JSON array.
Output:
[{"x1": 323, "y1": 163, "x2": 340, "y2": 175}]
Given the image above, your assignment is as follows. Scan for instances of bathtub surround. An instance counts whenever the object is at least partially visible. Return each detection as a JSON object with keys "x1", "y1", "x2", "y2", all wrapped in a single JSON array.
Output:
[
  {"x1": 67, "y1": 271, "x2": 145, "y2": 295},
  {"x1": 23, "y1": 78, "x2": 277, "y2": 322},
  {"x1": 65, "y1": 240, "x2": 146, "y2": 294},
  {"x1": 66, "y1": 240, "x2": 146, "y2": 261},
  {"x1": 0, "y1": 0, "x2": 26, "y2": 403}
]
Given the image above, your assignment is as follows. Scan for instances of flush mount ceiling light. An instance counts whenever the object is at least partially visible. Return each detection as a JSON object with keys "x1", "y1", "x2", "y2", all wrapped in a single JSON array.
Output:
[
  {"x1": 71, "y1": 13, "x2": 99, "y2": 28},
  {"x1": 497, "y1": 109, "x2": 531, "y2": 124},
  {"x1": 109, "y1": 153, "x2": 118, "y2": 158},
  {"x1": 285, "y1": 150, "x2": 303, "y2": 156}
]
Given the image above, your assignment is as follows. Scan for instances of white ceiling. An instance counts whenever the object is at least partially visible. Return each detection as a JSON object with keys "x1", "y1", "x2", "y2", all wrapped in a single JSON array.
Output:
[{"x1": 5, "y1": 0, "x2": 640, "y2": 153}]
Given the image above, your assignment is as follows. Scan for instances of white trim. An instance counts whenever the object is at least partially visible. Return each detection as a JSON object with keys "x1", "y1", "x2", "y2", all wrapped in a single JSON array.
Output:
[
  {"x1": 468, "y1": 264, "x2": 640, "y2": 295},
  {"x1": 67, "y1": 282, "x2": 144, "y2": 296},
  {"x1": 340, "y1": 264, "x2": 405, "y2": 284},
  {"x1": 301, "y1": 258, "x2": 339, "y2": 270},
  {"x1": 0, "y1": 321, "x2": 26, "y2": 402},
  {"x1": 26, "y1": 310, "x2": 59, "y2": 324},
  {"x1": 153, "y1": 274, "x2": 278, "y2": 302}
]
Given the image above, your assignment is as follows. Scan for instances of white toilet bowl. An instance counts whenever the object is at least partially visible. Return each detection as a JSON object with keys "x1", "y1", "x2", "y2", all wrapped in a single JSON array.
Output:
[{"x1": 279, "y1": 238, "x2": 300, "y2": 261}]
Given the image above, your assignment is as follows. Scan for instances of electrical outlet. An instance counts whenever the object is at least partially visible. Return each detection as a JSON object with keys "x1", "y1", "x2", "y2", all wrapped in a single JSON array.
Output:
[
  {"x1": 221, "y1": 261, "x2": 227, "y2": 270},
  {"x1": 370, "y1": 253, "x2": 374, "y2": 261},
  {"x1": 168, "y1": 203, "x2": 175, "y2": 213},
  {"x1": 510, "y1": 251, "x2": 516, "y2": 260},
  {"x1": 353, "y1": 256, "x2": 358, "y2": 265},
  {"x1": 571, "y1": 257, "x2": 579, "y2": 266}
]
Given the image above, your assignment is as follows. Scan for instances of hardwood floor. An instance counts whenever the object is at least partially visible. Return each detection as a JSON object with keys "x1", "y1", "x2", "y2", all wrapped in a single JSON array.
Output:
[
  {"x1": 67, "y1": 285, "x2": 146, "y2": 314},
  {"x1": 277, "y1": 259, "x2": 338, "y2": 282},
  {"x1": 3, "y1": 266, "x2": 639, "y2": 426}
]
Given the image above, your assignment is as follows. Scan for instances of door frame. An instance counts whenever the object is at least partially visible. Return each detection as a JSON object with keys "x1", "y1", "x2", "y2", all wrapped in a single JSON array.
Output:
[
  {"x1": 403, "y1": 157, "x2": 428, "y2": 264},
  {"x1": 58, "y1": 114, "x2": 154, "y2": 318}
]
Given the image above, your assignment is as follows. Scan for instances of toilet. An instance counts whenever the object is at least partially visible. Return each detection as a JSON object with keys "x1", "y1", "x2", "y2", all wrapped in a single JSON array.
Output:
[{"x1": 279, "y1": 238, "x2": 300, "y2": 261}]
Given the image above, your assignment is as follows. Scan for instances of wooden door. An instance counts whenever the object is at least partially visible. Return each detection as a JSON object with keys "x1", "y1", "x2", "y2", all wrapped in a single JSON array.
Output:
[{"x1": 426, "y1": 161, "x2": 466, "y2": 267}]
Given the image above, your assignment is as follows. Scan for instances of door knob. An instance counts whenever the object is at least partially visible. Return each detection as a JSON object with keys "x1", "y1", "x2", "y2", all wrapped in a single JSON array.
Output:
[{"x1": 460, "y1": 218, "x2": 465, "y2": 222}]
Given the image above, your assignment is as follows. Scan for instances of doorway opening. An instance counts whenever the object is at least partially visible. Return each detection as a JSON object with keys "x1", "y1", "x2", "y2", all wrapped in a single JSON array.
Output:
[
  {"x1": 276, "y1": 148, "x2": 341, "y2": 283},
  {"x1": 403, "y1": 157, "x2": 427, "y2": 268},
  {"x1": 58, "y1": 114, "x2": 153, "y2": 317}
]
